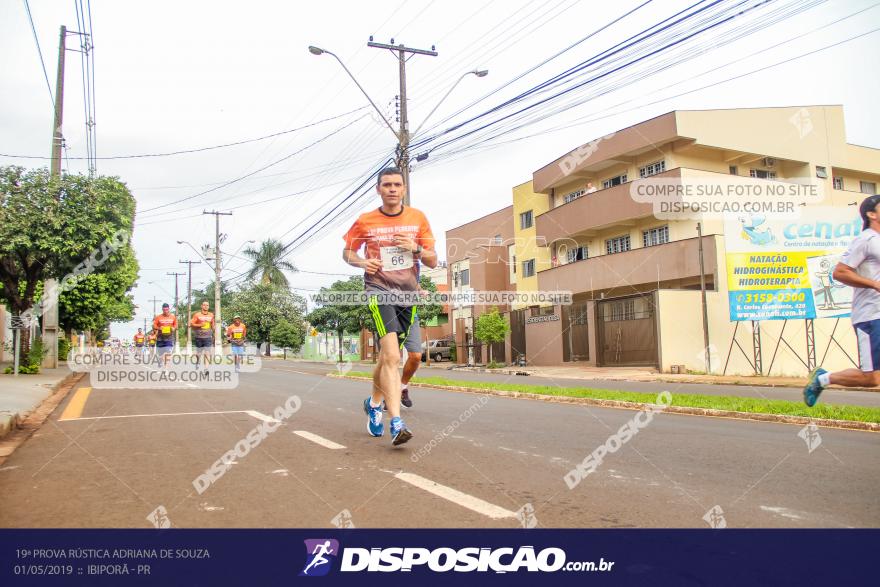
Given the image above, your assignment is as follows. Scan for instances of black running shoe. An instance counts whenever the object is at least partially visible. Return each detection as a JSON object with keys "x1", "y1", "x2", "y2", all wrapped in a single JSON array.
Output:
[{"x1": 401, "y1": 387, "x2": 413, "y2": 408}]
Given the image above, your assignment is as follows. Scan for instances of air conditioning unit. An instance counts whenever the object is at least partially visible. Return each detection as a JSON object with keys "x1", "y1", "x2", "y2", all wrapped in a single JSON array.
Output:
[{"x1": 762, "y1": 157, "x2": 776, "y2": 167}]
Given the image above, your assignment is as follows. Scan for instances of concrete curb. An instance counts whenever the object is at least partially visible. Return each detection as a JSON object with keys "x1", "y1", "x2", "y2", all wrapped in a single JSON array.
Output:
[
  {"x1": 328, "y1": 374, "x2": 880, "y2": 433},
  {"x1": 0, "y1": 371, "x2": 84, "y2": 442}
]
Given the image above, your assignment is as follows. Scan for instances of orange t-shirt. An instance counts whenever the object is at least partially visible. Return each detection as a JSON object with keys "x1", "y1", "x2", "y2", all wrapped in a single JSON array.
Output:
[
  {"x1": 191, "y1": 312, "x2": 215, "y2": 339},
  {"x1": 343, "y1": 206, "x2": 434, "y2": 293},
  {"x1": 226, "y1": 324, "x2": 246, "y2": 345},
  {"x1": 153, "y1": 314, "x2": 178, "y2": 342},
  {"x1": 134, "y1": 333, "x2": 145, "y2": 346}
]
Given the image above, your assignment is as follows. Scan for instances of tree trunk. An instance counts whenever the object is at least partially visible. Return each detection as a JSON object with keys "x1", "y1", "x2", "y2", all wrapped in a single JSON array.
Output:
[
  {"x1": 489, "y1": 343, "x2": 493, "y2": 364},
  {"x1": 265, "y1": 336, "x2": 271, "y2": 356},
  {"x1": 338, "y1": 329, "x2": 344, "y2": 364}
]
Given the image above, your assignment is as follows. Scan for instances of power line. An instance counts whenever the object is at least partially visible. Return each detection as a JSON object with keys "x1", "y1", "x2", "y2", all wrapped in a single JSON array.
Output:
[
  {"x1": 137, "y1": 113, "x2": 370, "y2": 214},
  {"x1": 0, "y1": 106, "x2": 370, "y2": 161},
  {"x1": 22, "y1": 0, "x2": 54, "y2": 108}
]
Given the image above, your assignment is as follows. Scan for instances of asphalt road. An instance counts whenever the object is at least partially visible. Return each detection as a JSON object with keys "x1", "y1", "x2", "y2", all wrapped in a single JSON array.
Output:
[{"x1": 0, "y1": 360, "x2": 878, "y2": 529}]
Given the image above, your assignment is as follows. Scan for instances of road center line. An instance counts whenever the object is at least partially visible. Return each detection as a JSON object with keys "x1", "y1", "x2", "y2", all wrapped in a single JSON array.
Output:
[
  {"x1": 393, "y1": 471, "x2": 517, "y2": 520},
  {"x1": 293, "y1": 430, "x2": 346, "y2": 450},
  {"x1": 59, "y1": 387, "x2": 92, "y2": 421}
]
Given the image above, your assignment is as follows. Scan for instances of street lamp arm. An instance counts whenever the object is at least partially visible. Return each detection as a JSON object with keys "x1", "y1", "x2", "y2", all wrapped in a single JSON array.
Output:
[
  {"x1": 310, "y1": 46, "x2": 399, "y2": 140},
  {"x1": 177, "y1": 240, "x2": 210, "y2": 265},
  {"x1": 413, "y1": 70, "x2": 488, "y2": 138}
]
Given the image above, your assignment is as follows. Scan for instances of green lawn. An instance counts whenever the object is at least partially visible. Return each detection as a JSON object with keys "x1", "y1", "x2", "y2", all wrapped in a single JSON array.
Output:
[{"x1": 342, "y1": 371, "x2": 880, "y2": 424}]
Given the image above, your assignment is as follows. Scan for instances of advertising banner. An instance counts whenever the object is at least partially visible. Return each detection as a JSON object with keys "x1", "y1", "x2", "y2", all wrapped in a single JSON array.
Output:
[{"x1": 724, "y1": 208, "x2": 861, "y2": 321}]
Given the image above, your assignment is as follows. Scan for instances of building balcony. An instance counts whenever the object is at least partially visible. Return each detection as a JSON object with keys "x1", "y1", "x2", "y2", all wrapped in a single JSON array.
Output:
[
  {"x1": 537, "y1": 235, "x2": 717, "y2": 294},
  {"x1": 535, "y1": 169, "x2": 683, "y2": 243}
]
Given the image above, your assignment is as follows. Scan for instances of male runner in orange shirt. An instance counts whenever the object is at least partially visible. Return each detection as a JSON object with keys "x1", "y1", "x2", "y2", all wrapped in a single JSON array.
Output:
[
  {"x1": 343, "y1": 167, "x2": 437, "y2": 446},
  {"x1": 226, "y1": 315, "x2": 247, "y2": 372},
  {"x1": 190, "y1": 300, "x2": 215, "y2": 372},
  {"x1": 152, "y1": 303, "x2": 178, "y2": 365}
]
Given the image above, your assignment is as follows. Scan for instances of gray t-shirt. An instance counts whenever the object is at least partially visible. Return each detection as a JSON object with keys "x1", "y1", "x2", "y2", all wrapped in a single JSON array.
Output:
[{"x1": 839, "y1": 228, "x2": 880, "y2": 324}]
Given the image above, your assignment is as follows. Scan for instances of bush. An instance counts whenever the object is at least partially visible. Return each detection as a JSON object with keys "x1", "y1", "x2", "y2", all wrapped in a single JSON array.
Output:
[
  {"x1": 4, "y1": 364, "x2": 39, "y2": 374},
  {"x1": 487, "y1": 360, "x2": 502, "y2": 369},
  {"x1": 58, "y1": 337, "x2": 71, "y2": 361},
  {"x1": 449, "y1": 342, "x2": 457, "y2": 363}
]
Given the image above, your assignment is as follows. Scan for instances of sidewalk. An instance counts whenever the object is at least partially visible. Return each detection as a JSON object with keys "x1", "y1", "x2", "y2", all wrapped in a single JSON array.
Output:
[
  {"x1": 448, "y1": 364, "x2": 880, "y2": 392},
  {"x1": 0, "y1": 365, "x2": 79, "y2": 439}
]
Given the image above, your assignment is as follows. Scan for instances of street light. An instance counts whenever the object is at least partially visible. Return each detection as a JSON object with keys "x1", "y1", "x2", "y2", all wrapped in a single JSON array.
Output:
[
  {"x1": 309, "y1": 44, "x2": 487, "y2": 205},
  {"x1": 308, "y1": 45, "x2": 398, "y2": 138},
  {"x1": 177, "y1": 240, "x2": 210, "y2": 264},
  {"x1": 413, "y1": 69, "x2": 488, "y2": 137}
]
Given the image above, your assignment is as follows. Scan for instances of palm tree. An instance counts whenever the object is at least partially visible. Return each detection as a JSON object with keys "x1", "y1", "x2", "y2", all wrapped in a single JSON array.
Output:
[{"x1": 243, "y1": 239, "x2": 297, "y2": 287}]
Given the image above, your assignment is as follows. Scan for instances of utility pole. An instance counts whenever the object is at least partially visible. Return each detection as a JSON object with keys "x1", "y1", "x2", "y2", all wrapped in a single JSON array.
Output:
[
  {"x1": 167, "y1": 272, "x2": 185, "y2": 348},
  {"x1": 41, "y1": 26, "x2": 68, "y2": 369},
  {"x1": 179, "y1": 260, "x2": 198, "y2": 351},
  {"x1": 697, "y1": 223, "x2": 711, "y2": 373},
  {"x1": 367, "y1": 40, "x2": 437, "y2": 206},
  {"x1": 148, "y1": 296, "x2": 160, "y2": 319},
  {"x1": 50, "y1": 26, "x2": 66, "y2": 178},
  {"x1": 204, "y1": 210, "x2": 232, "y2": 349}
]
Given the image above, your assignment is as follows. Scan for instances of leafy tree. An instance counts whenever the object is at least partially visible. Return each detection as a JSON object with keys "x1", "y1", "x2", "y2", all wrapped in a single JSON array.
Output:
[
  {"x1": 415, "y1": 274, "x2": 442, "y2": 325},
  {"x1": 59, "y1": 245, "x2": 139, "y2": 335},
  {"x1": 473, "y1": 307, "x2": 510, "y2": 363},
  {"x1": 226, "y1": 283, "x2": 305, "y2": 355},
  {"x1": 307, "y1": 277, "x2": 366, "y2": 363},
  {"x1": 271, "y1": 318, "x2": 306, "y2": 354},
  {"x1": 243, "y1": 239, "x2": 297, "y2": 288},
  {"x1": 0, "y1": 166, "x2": 136, "y2": 363}
]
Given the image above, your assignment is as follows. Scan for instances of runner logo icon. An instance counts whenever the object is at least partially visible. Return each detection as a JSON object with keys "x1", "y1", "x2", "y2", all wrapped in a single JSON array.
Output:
[{"x1": 300, "y1": 539, "x2": 339, "y2": 577}]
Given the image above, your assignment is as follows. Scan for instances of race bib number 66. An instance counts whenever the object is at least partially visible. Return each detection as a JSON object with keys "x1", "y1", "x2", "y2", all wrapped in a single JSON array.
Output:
[{"x1": 380, "y1": 246, "x2": 413, "y2": 271}]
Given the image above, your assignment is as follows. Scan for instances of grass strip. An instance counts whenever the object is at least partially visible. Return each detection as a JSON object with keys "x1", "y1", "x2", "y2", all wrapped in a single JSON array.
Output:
[{"x1": 344, "y1": 371, "x2": 880, "y2": 423}]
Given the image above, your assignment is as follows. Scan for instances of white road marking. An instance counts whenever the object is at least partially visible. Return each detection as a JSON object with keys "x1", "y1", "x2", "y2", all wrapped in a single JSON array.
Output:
[
  {"x1": 186, "y1": 383, "x2": 197, "y2": 388},
  {"x1": 198, "y1": 502, "x2": 225, "y2": 512},
  {"x1": 760, "y1": 505, "x2": 805, "y2": 520},
  {"x1": 393, "y1": 472, "x2": 517, "y2": 520},
  {"x1": 60, "y1": 410, "x2": 275, "y2": 423},
  {"x1": 269, "y1": 469, "x2": 289, "y2": 476},
  {"x1": 293, "y1": 430, "x2": 346, "y2": 450},
  {"x1": 246, "y1": 410, "x2": 281, "y2": 423},
  {"x1": 269, "y1": 367, "x2": 313, "y2": 375}
]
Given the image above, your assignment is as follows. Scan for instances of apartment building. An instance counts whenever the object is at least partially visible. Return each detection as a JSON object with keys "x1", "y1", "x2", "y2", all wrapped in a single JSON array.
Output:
[
  {"x1": 446, "y1": 206, "x2": 515, "y2": 364},
  {"x1": 509, "y1": 105, "x2": 879, "y2": 375}
]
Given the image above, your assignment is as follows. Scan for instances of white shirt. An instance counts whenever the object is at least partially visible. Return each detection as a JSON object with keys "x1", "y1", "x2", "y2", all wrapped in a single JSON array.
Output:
[{"x1": 839, "y1": 228, "x2": 880, "y2": 324}]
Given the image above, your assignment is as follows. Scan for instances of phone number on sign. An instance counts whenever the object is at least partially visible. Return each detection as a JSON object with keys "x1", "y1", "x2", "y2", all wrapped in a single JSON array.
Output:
[{"x1": 736, "y1": 292, "x2": 806, "y2": 303}]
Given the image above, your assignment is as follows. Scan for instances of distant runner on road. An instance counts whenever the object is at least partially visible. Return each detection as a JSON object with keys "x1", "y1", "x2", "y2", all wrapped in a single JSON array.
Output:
[
  {"x1": 343, "y1": 167, "x2": 437, "y2": 446},
  {"x1": 805, "y1": 194, "x2": 880, "y2": 405},
  {"x1": 133, "y1": 328, "x2": 146, "y2": 355},
  {"x1": 152, "y1": 303, "x2": 178, "y2": 365},
  {"x1": 226, "y1": 315, "x2": 247, "y2": 372},
  {"x1": 190, "y1": 300, "x2": 215, "y2": 372}
]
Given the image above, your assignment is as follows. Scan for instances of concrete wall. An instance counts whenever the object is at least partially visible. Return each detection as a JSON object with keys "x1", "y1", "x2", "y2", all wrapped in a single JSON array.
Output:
[{"x1": 524, "y1": 310, "x2": 564, "y2": 365}]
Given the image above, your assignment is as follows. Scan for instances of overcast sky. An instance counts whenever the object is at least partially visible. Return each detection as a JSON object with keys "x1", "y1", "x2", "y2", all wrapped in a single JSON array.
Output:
[{"x1": 2, "y1": 0, "x2": 879, "y2": 339}]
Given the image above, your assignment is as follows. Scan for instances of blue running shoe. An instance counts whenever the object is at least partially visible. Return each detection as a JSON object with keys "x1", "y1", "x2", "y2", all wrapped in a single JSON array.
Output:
[
  {"x1": 803, "y1": 367, "x2": 827, "y2": 407},
  {"x1": 363, "y1": 397, "x2": 384, "y2": 437},
  {"x1": 390, "y1": 416, "x2": 412, "y2": 446}
]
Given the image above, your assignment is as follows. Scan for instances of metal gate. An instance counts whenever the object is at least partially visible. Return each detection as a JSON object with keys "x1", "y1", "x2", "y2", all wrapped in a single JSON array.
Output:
[
  {"x1": 562, "y1": 302, "x2": 589, "y2": 362},
  {"x1": 510, "y1": 309, "x2": 527, "y2": 363},
  {"x1": 596, "y1": 294, "x2": 658, "y2": 367}
]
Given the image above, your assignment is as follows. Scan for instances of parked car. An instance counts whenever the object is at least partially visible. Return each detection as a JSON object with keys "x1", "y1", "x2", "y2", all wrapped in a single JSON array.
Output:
[{"x1": 421, "y1": 339, "x2": 452, "y2": 362}]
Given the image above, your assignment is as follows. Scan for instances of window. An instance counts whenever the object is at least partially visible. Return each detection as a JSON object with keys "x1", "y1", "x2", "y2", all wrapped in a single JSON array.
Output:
[
  {"x1": 530, "y1": 305, "x2": 555, "y2": 317},
  {"x1": 605, "y1": 235, "x2": 631, "y2": 254},
  {"x1": 642, "y1": 226, "x2": 669, "y2": 247},
  {"x1": 566, "y1": 245, "x2": 588, "y2": 263},
  {"x1": 729, "y1": 165, "x2": 738, "y2": 175},
  {"x1": 454, "y1": 268, "x2": 470, "y2": 287},
  {"x1": 520, "y1": 210, "x2": 534, "y2": 229},
  {"x1": 522, "y1": 259, "x2": 535, "y2": 277},
  {"x1": 833, "y1": 176, "x2": 844, "y2": 190},
  {"x1": 602, "y1": 174, "x2": 628, "y2": 189},
  {"x1": 563, "y1": 188, "x2": 585, "y2": 204},
  {"x1": 815, "y1": 165, "x2": 828, "y2": 179},
  {"x1": 608, "y1": 299, "x2": 637, "y2": 321},
  {"x1": 639, "y1": 160, "x2": 666, "y2": 178},
  {"x1": 493, "y1": 234, "x2": 502, "y2": 245},
  {"x1": 749, "y1": 169, "x2": 777, "y2": 180},
  {"x1": 861, "y1": 181, "x2": 877, "y2": 195}
]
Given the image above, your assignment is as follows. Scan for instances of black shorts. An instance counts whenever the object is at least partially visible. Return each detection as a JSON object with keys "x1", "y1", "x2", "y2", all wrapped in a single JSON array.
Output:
[
  {"x1": 369, "y1": 296, "x2": 417, "y2": 348},
  {"x1": 194, "y1": 338, "x2": 213, "y2": 348}
]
